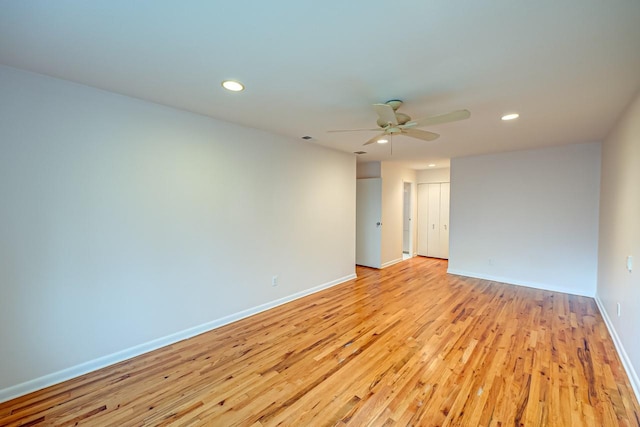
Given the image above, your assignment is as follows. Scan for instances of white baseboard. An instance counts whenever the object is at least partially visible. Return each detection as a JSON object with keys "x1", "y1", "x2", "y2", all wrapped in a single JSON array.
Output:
[
  {"x1": 0, "y1": 273, "x2": 357, "y2": 404},
  {"x1": 446, "y1": 268, "x2": 594, "y2": 297},
  {"x1": 381, "y1": 258, "x2": 403, "y2": 268},
  {"x1": 594, "y1": 295, "x2": 640, "y2": 403}
]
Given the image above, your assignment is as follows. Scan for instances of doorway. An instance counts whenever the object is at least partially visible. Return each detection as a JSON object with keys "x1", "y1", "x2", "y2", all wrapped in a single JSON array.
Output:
[
  {"x1": 402, "y1": 182, "x2": 412, "y2": 260},
  {"x1": 356, "y1": 178, "x2": 382, "y2": 268}
]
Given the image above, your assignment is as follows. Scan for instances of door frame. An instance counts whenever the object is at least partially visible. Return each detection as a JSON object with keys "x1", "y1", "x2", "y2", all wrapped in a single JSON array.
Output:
[{"x1": 402, "y1": 181, "x2": 414, "y2": 258}]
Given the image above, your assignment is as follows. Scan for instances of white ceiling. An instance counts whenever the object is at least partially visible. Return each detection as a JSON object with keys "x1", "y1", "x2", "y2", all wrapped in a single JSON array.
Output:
[{"x1": 1, "y1": 1, "x2": 639, "y2": 169}]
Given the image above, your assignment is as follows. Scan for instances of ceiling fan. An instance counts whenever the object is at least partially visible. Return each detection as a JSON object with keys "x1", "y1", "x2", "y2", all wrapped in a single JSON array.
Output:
[{"x1": 329, "y1": 100, "x2": 470, "y2": 145}]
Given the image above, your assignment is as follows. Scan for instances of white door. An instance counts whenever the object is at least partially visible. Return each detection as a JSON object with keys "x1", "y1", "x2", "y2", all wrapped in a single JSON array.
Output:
[
  {"x1": 439, "y1": 183, "x2": 450, "y2": 259},
  {"x1": 417, "y1": 182, "x2": 450, "y2": 259},
  {"x1": 417, "y1": 184, "x2": 429, "y2": 256},
  {"x1": 356, "y1": 178, "x2": 382, "y2": 268},
  {"x1": 427, "y1": 183, "x2": 441, "y2": 257}
]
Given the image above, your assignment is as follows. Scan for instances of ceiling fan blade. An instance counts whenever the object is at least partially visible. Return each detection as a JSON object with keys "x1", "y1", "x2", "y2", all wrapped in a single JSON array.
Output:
[
  {"x1": 406, "y1": 109, "x2": 470, "y2": 127},
  {"x1": 363, "y1": 133, "x2": 387, "y2": 146},
  {"x1": 327, "y1": 128, "x2": 381, "y2": 133},
  {"x1": 402, "y1": 128, "x2": 440, "y2": 141},
  {"x1": 373, "y1": 103, "x2": 398, "y2": 126}
]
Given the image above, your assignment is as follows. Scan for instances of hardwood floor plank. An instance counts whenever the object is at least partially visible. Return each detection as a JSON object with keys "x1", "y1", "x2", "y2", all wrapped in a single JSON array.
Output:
[{"x1": 1, "y1": 257, "x2": 638, "y2": 426}]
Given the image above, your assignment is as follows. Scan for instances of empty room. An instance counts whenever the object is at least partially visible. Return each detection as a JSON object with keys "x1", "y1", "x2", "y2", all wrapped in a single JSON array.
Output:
[{"x1": 1, "y1": 1, "x2": 639, "y2": 426}]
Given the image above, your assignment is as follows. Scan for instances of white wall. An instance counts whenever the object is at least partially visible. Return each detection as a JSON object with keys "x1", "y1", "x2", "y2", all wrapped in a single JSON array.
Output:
[
  {"x1": 417, "y1": 167, "x2": 450, "y2": 183},
  {"x1": 0, "y1": 66, "x2": 356, "y2": 399},
  {"x1": 380, "y1": 163, "x2": 417, "y2": 266},
  {"x1": 449, "y1": 142, "x2": 601, "y2": 296},
  {"x1": 596, "y1": 90, "x2": 640, "y2": 398},
  {"x1": 356, "y1": 161, "x2": 381, "y2": 179}
]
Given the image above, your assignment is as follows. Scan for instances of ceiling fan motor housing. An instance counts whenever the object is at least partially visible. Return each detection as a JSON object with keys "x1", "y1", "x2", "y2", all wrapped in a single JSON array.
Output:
[
  {"x1": 385, "y1": 100, "x2": 403, "y2": 110},
  {"x1": 376, "y1": 99, "x2": 408, "y2": 128},
  {"x1": 395, "y1": 112, "x2": 410, "y2": 125}
]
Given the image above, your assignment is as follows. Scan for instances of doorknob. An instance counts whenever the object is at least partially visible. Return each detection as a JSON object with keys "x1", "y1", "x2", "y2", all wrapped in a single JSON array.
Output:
[
  {"x1": 376, "y1": 222, "x2": 382, "y2": 227},
  {"x1": 444, "y1": 224, "x2": 447, "y2": 230}
]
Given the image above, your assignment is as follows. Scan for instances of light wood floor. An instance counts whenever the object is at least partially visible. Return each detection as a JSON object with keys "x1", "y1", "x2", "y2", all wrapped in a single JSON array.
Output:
[{"x1": 1, "y1": 257, "x2": 639, "y2": 426}]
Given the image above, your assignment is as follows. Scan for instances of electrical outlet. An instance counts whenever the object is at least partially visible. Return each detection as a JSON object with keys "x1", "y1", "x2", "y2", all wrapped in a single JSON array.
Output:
[
  {"x1": 627, "y1": 255, "x2": 633, "y2": 272},
  {"x1": 617, "y1": 302, "x2": 621, "y2": 317},
  {"x1": 272, "y1": 275, "x2": 278, "y2": 287}
]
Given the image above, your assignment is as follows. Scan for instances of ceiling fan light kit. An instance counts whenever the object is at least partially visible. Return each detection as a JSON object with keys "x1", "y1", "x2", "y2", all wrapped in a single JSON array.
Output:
[{"x1": 329, "y1": 100, "x2": 470, "y2": 147}]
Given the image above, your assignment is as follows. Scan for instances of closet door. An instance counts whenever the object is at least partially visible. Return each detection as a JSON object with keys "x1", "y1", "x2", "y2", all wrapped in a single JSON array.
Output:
[
  {"x1": 439, "y1": 183, "x2": 450, "y2": 259},
  {"x1": 417, "y1": 184, "x2": 429, "y2": 256},
  {"x1": 426, "y1": 184, "x2": 441, "y2": 257}
]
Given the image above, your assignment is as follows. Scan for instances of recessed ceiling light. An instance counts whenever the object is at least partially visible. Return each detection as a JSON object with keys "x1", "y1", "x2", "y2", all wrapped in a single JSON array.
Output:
[
  {"x1": 301, "y1": 136, "x2": 313, "y2": 140},
  {"x1": 501, "y1": 113, "x2": 519, "y2": 121},
  {"x1": 377, "y1": 138, "x2": 388, "y2": 144},
  {"x1": 428, "y1": 164, "x2": 436, "y2": 167},
  {"x1": 354, "y1": 151, "x2": 367, "y2": 155},
  {"x1": 221, "y1": 80, "x2": 244, "y2": 92}
]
